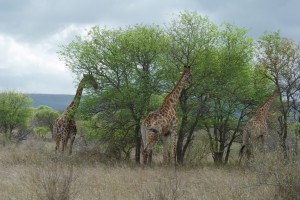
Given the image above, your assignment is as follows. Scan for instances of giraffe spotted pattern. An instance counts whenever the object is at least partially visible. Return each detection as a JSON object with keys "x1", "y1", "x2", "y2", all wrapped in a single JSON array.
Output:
[
  {"x1": 141, "y1": 66, "x2": 192, "y2": 165},
  {"x1": 239, "y1": 86, "x2": 280, "y2": 163},
  {"x1": 53, "y1": 74, "x2": 97, "y2": 155}
]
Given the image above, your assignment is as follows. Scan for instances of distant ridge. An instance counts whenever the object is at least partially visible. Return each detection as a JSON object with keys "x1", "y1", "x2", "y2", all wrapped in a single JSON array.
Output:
[{"x1": 28, "y1": 94, "x2": 74, "y2": 112}]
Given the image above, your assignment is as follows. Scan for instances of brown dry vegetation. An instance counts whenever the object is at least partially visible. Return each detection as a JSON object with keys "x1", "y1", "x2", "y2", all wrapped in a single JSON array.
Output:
[{"x1": 0, "y1": 137, "x2": 299, "y2": 200}]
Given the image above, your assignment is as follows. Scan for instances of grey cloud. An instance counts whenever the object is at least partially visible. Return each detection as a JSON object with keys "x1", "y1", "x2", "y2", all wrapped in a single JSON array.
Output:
[
  {"x1": 0, "y1": 68, "x2": 74, "y2": 94},
  {"x1": 1, "y1": 0, "x2": 299, "y2": 94},
  {"x1": 194, "y1": 0, "x2": 300, "y2": 40},
  {"x1": 0, "y1": 0, "x2": 203, "y2": 42}
]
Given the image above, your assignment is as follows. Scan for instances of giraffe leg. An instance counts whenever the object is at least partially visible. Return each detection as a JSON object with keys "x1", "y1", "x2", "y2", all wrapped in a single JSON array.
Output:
[
  {"x1": 53, "y1": 125, "x2": 60, "y2": 153},
  {"x1": 142, "y1": 144, "x2": 152, "y2": 164},
  {"x1": 246, "y1": 145, "x2": 252, "y2": 160},
  {"x1": 142, "y1": 142, "x2": 154, "y2": 164},
  {"x1": 61, "y1": 134, "x2": 68, "y2": 154},
  {"x1": 239, "y1": 145, "x2": 245, "y2": 164},
  {"x1": 147, "y1": 150, "x2": 152, "y2": 163},
  {"x1": 53, "y1": 132, "x2": 60, "y2": 153},
  {"x1": 55, "y1": 138, "x2": 60, "y2": 153},
  {"x1": 162, "y1": 134, "x2": 171, "y2": 163},
  {"x1": 61, "y1": 139, "x2": 65, "y2": 154},
  {"x1": 142, "y1": 132, "x2": 157, "y2": 164},
  {"x1": 240, "y1": 128, "x2": 253, "y2": 163},
  {"x1": 259, "y1": 135, "x2": 267, "y2": 156},
  {"x1": 170, "y1": 129, "x2": 177, "y2": 165},
  {"x1": 255, "y1": 134, "x2": 265, "y2": 153},
  {"x1": 240, "y1": 144, "x2": 251, "y2": 164},
  {"x1": 69, "y1": 135, "x2": 75, "y2": 155},
  {"x1": 261, "y1": 128, "x2": 267, "y2": 153},
  {"x1": 68, "y1": 120, "x2": 77, "y2": 155}
]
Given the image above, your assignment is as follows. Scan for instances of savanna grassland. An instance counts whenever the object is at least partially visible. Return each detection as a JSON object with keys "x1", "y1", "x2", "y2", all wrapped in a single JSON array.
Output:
[{"x1": 1, "y1": 137, "x2": 299, "y2": 200}]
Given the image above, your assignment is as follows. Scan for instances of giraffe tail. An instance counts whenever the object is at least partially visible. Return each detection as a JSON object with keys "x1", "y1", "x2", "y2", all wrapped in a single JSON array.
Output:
[{"x1": 239, "y1": 145, "x2": 245, "y2": 157}]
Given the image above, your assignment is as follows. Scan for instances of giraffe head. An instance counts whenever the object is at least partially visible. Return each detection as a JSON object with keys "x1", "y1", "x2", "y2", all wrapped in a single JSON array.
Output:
[
  {"x1": 183, "y1": 65, "x2": 192, "y2": 83},
  {"x1": 82, "y1": 73, "x2": 98, "y2": 90}
]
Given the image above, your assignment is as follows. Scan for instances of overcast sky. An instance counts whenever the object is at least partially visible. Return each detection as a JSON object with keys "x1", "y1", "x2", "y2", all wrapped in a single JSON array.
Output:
[{"x1": 0, "y1": 0, "x2": 299, "y2": 94}]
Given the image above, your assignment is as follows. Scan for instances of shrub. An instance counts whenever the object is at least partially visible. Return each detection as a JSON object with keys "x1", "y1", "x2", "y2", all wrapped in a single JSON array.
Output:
[
  {"x1": 250, "y1": 151, "x2": 300, "y2": 200},
  {"x1": 33, "y1": 127, "x2": 50, "y2": 139},
  {"x1": 26, "y1": 161, "x2": 77, "y2": 200}
]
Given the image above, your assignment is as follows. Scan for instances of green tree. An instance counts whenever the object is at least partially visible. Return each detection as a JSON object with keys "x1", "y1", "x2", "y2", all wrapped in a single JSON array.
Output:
[
  {"x1": 31, "y1": 105, "x2": 60, "y2": 137},
  {"x1": 33, "y1": 126, "x2": 49, "y2": 139},
  {"x1": 0, "y1": 90, "x2": 32, "y2": 139},
  {"x1": 32, "y1": 106, "x2": 60, "y2": 130},
  {"x1": 165, "y1": 11, "x2": 218, "y2": 163},
  {"x1": 58, "y1": 11, "x2": 263, "y2": 165},
  {"x1": 59, "y1": 24, "x2": 169, "y2": 161},
  {"x1": 257, "y1": 31, "x2": 300, "y2": 155},
  {"x1": 202, "y1": 23, "x2": 257, "y2": 164}
]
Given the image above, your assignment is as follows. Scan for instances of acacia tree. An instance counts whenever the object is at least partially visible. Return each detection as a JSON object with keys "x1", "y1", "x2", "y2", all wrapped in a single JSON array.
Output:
[
  {"x1": 31, "y1": 105, "x2": 60, "y2": 139},
  {"x1": 58, "y1": 11, "x2": 263, "y2": 165},
  {"x1": 165, "y1": 11, "x2": 256, "y2": 164},
  {"x1": 31, "y1": 106, "x2": 60, "y2": 131},
  {"x1": 164, "y1": 11, "x2": 218, "y2": 163},
  {"x1": 201, "y1": 23, "x2": 256, "y2": 164},
  {"x1": 0, "y1": 90, "x2": 32, "y2": 139},
  {"x1": 257, "y1": 31, "x2": 300, "y2": 155},
  {"x1": 59, "y1": 25, "x2": 169, "y2": 161}
]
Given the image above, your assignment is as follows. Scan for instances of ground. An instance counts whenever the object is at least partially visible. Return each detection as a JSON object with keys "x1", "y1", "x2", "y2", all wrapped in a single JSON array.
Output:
[{"x1": 0, "y1": 137, "x2": 296, "y2": 200}]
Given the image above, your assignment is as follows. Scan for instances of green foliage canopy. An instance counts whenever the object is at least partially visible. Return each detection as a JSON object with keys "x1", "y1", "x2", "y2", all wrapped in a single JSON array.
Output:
[
  {"x1": 0, "y1": 90, "x2": 32, "y2": 138},
  {"x1": 31, "y1": 105, "x2": 60, "y2": 132},
  {"x1": 58, "y1": 11, "x2": 284, "y2": 163},
  {"x1": 59, "y1": 24, "x2": 169, "y2": 159}
]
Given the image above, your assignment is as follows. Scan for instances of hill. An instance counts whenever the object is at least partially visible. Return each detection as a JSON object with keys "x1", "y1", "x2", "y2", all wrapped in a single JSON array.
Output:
[{"x1": 28, "y1": 94, "x2": 74, "y2": 111}]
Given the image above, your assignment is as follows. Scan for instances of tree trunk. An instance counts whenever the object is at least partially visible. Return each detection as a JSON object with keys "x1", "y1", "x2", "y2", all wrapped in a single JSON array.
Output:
[
  {"x1": 294, "y1": 117, "x2": 300, "y2": 156},
  {"x1": 134, "y1": 124, "x2": 141, "y2": 163},
  {"x1": 278, "y1": 115, "x2": 288, "y2": 158},
  {"x1": 213, "y1": 127, "x2": 226, "y2": 165},
  {"x1": 213, "y1": 151, "x2": 223, "y2": 165},
  {"x1": 225, "y1": 122, "x2": 242, "y2": 164},
  {"x1": 148, "y1": 150, "x2": 153, "y2": 163},
  {"x1": 177, "y1": 114, "x2": 187, "y2": 164},
  {"x1": 224, "y1": 134, "x2": 236, "y2": 164},
  {"x1": 177, "y1": 91, "x2": 188, "y2": 164},
  {"x1": 177, "y1": 138, "x2": 184, "y2": 164},
  {"x1": 181, "y1": 105, "x2": 205, "y2": 163}
]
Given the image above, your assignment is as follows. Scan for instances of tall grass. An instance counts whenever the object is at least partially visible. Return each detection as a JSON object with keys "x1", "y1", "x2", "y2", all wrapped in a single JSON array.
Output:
[
  {"x1": 25, "y1": 161, "x2": 77, "y2": 200},
  {"x1": 249, "y1": 151, "x2": 300, "y2": 200},
  {"x1": 0, "y1": 137, "x2": 299, "y2": 199}
]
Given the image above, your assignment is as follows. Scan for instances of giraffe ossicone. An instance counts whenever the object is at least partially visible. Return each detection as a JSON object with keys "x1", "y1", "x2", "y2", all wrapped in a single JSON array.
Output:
[{"x1": 141, "y1": 65, "x2": 192, "y2": 165}]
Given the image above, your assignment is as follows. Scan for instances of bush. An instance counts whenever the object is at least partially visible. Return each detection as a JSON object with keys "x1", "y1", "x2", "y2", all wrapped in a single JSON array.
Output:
[
  {"x1": 184, "y1": 131, "x2": 211, "y2": 165},
  {"x1": 25, "y1": 161, "x2": 77, "y2": 200},
  {"x1": 250, "y1": 151, "x2": 300, "y2": 200},
  {"x1": 33, "y1": 127, "x2": 50, "y2": 139},
  {"x1": 0, "y1": 90, "x2": 32, "y2": 139}
]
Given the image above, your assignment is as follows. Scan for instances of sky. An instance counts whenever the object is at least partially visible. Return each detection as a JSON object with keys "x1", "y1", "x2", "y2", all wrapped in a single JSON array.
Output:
[{"x1": 0, "y1": 0, "x2": 299, "y2": 95}]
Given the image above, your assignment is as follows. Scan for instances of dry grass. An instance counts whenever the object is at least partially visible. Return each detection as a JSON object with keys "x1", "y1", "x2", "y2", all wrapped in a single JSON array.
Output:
[{"x1": 0, "y1": 138, "x2": 298, "y2": 200}]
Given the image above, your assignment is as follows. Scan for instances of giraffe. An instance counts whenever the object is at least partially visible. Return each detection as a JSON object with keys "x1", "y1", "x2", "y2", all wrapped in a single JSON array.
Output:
[
  {"x1": 53, "y1": 73, "x2": 98, "y2": 155},
  {"x1": 141, "y1": 65, "x2": 192, "y2": 165},
  {"x1": 239, "y1": 86, "x2": 280, "y2": 162}
]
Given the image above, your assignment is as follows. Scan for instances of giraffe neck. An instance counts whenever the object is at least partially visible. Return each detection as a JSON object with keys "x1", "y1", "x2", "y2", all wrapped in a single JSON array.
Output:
[
  {"x1": 64, "y1": 79, "x2": 85, "y2": 118},
  {"x1": 254, "y1": 90, "x2": 277, "y2": 120},
  {"x1": 255, "y1": 103, "x2": 271, "y2": 121},
  {"x1": 162, "y1": 73, "x2": 187, "y2": 108}
]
